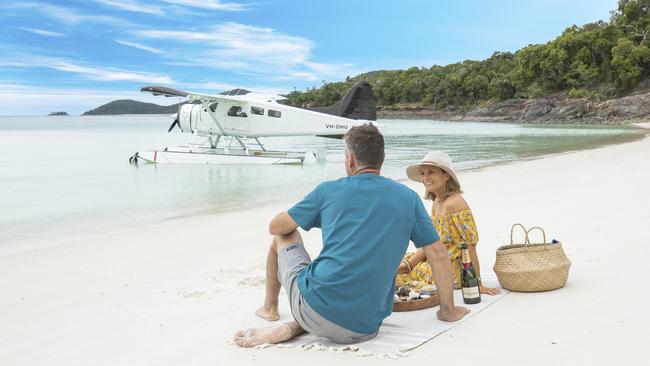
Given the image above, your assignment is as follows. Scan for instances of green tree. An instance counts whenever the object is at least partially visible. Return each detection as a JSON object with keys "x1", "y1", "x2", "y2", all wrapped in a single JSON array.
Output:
[{"x1": 611, "y1": 37, "x2": 650, "y2": 90}]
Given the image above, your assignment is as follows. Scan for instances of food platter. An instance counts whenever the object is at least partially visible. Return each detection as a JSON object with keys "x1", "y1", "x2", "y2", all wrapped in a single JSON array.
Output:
[{"x1": 393, "y1": 291, "x2": 439, "y2": 312}]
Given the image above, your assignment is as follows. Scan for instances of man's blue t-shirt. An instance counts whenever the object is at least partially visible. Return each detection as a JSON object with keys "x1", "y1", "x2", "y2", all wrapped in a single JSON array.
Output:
[{"x1": 287, "y1": 173, "x2": 439, "y2": 334}]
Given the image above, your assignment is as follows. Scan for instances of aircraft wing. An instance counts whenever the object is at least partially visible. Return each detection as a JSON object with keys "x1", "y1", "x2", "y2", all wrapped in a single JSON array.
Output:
[
  {"x1": 141, "y1": 86, "x2": 282, "y2": 103},
  {"x1": 140, "y1": 86, "x2": 188, "y2": 97}
]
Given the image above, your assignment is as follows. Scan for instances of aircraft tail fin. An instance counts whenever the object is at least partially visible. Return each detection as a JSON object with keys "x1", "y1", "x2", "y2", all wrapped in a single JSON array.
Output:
[{"x1": 309, "y1": 80, "x2": 376, "y2": 121}]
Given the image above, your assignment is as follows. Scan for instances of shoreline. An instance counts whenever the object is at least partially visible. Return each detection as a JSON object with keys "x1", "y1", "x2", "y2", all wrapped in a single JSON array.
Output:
[
  {"x1": 1, "y1": 131, "x2": 649, "y2": 364},
  {"x1": 2, "y1": 124, "x2": 645, "y2": 258},
  {"x1": 378, "y1": 108, "x2": 650, "y2": 125}
]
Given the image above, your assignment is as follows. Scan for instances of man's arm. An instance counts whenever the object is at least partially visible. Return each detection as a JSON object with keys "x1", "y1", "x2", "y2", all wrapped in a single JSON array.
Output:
[
  {"x1": 422, "y1": 241, "x2": 470, "y2": 322},
  {"x1": 269, "y1": 212, "x2": 300, "y2": 236}
]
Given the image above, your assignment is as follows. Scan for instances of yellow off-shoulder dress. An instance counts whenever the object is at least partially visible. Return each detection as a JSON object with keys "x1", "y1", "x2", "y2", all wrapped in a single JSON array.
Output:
[{"x1": 396, "y1": 209, "x2": 479, "y2": 289}]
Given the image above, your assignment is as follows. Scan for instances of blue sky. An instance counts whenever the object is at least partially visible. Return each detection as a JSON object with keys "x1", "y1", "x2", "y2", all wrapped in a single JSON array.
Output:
[{"x1": 0, "y1": 0, "x2": 618, "y2": 115}]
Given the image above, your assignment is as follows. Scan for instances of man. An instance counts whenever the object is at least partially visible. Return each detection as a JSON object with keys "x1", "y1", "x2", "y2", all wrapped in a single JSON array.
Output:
[{"x1": 234, "y1": 124, "x2": 469, "y2": 347}]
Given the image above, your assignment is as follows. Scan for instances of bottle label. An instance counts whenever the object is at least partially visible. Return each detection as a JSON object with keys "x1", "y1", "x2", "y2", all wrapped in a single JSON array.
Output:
[
  {"x1": 461, "y1": 248, "x2": 470, "y2": 264},
  {"x1": 462, "y1": 286, "x2": 480, "y2": 299}
]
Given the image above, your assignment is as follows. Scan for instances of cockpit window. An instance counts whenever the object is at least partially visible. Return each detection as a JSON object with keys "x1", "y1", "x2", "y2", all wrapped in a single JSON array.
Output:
[
  {"x1": 251, "y1": 106, "x2": 264, "y2": 115},
  {"x1": 227, "y1": 106, "x2": 247, "y2": 117},
  {"x1": 209, "y1": 102, "x2": 218, "y2": 112},
  {"x1": 268, "y1": 109, "x2": 281, "y2": 118}
]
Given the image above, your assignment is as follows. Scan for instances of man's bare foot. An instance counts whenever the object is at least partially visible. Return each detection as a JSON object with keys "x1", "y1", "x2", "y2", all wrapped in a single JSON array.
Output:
[
  {"x1": 233, "y1": 323, "x2": 295, "y2": 348},
  {"x1": 437, "y1": 306, "x2": 470, "y2": 322},
  {"x1": 255, "y1": 305, "x2": 279, "y2": 321}
]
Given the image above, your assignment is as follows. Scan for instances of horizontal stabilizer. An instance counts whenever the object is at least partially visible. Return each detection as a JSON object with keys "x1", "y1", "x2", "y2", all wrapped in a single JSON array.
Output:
[{"x1": 141, "y1": 86, "x2": 188, "y2": 97}]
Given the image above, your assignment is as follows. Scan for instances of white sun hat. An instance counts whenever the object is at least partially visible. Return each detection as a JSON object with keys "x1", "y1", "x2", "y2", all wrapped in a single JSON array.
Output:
[{"x1": 405, "y1": 151, "x2": 460, "y2": 187}]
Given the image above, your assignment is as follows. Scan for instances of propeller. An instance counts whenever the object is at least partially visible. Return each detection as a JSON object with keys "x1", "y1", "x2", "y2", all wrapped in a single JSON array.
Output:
[
  {"x1": 167, "y1": 96, "x2": 185, "y2": 133},
  {"x1": 167, "y1": 113, "x2": 181, "y2": 132}
]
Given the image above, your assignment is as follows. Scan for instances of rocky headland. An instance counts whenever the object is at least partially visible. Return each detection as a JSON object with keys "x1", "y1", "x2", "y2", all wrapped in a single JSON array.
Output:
[{"x1": 378, "y1": 91, "x2": 650, "y2": 124}]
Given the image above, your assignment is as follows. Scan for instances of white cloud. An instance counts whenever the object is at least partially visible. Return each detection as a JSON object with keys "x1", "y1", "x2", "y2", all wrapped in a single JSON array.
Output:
[
  {"x1": 303, "y1": 61, "x2": 355, "y2": 76},
  {"x1": 0, "y1": 56, "x2": 174, "y2": 84},
  {"x1": 139, "y1": 30, "x2": 214, "y2": 41},
  {"x1": 138, "y1": 22, "x2": 355, "y2": 82},
  {"x1": 140, "y1": 23, "x2": 313, "y2": 59},
  {"x1": 20, "y1": 27, "x2": 65, "y2": 37},
  {"x1": 13, "y1": 2, "x2": 82, "y2": 24},
  {"x1": 115, "y1": 40, "x2": 163, "y2": 54},
  {"x1": 161, "y1": 0, "x2": 249, "y2": 11},
  {"x1": 51, "y1": 61, "x2": 174, "y2": 84},
  {"x1": 95, "y1": 0, "x2": 163, "y2": 15},
  {"x1": 0, "y1": 83, "x2": 31, "y2": 89},
  {"x1": 138, "y1": 23, "x2": 312, "y2": 70},
  {"x1": 10, "y1": 2, "x2": 131, "y2": 26},
  {"x1": 277, "y1": 71, "x2": 319, "y2": 81}
]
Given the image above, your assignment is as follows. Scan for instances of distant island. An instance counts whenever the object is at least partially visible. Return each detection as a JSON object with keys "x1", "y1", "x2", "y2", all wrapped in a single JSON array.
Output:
[
  {"x1": 82, "y1": 99, "x2": 184, "y2": 115},
  {"x1": 48, "y1": 111, "x2": 69, "y2": 116}
]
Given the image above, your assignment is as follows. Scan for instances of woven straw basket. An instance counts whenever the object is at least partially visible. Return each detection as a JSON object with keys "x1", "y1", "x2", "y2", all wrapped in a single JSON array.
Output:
[{"x1": 493, "y1": 224, "x2": 571, "y2": 292}]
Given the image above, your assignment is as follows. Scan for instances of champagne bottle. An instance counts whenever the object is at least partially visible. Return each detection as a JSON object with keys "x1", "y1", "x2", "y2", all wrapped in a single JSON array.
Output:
[{"x1": 460, "y1": 243, "x2": 481, "y2": 304}]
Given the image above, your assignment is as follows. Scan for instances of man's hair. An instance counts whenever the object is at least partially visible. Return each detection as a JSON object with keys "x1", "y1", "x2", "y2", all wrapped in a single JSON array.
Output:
[{"x1": 343, "y1": 123, "x2": 385, "y2": 169}]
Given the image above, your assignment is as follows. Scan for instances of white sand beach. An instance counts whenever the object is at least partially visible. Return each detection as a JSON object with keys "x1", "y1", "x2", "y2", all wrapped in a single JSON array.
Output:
[{"x1": 1, "y1": 126, "x2": 649, "y2": 365}]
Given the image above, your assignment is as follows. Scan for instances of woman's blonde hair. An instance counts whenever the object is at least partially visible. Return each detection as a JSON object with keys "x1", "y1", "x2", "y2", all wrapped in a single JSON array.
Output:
[{"x1": 424, "y1": 170, "x2": 463, "y2": 201}]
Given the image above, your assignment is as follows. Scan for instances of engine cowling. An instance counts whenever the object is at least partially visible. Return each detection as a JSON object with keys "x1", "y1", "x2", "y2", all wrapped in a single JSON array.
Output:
[{"x1": 177, "y1": 104, "x2": 217, "y2": 134}]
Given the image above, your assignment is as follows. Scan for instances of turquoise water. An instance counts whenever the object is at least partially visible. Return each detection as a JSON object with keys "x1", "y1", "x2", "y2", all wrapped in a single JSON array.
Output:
[{"x1": 0, "y1": 115, "x2": 642, "y2": 247}]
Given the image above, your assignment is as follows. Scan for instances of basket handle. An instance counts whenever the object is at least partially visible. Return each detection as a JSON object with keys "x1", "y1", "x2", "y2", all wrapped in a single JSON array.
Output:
[
  {"x1": 526, "y1": 226, "x2": 547, "y2": 244},
  {"x1": 510, "y1": 223, "x2": 529, "y2": 244}
]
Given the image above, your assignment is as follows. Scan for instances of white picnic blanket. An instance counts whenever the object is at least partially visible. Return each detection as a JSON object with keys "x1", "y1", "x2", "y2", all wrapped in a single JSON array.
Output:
[{"x1": 276, "y1": 277, "x2": 508, "y2": 357}]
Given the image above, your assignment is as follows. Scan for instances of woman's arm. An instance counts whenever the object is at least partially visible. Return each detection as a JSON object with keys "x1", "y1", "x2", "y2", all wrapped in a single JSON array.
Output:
[
  {"x1": 397, "y1": 248, "x2": 427, "y2": 274},
  {"x1": 445, "y1": 195, "x2": 501, "y2": 295},
  {"x1": 408, "y1": 248, "x2": 426, "y2": 268}
]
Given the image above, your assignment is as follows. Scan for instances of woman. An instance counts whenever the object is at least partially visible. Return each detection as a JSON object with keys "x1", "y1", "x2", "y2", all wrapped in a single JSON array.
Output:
[{"x1": 396, "y1": 151, "x2": 500, "y2": 295}]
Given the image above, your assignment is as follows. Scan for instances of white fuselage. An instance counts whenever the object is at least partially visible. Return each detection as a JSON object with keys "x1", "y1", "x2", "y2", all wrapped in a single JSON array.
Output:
[{"x1": 178, "y1": 98, "x2": 367, "y2": 137}]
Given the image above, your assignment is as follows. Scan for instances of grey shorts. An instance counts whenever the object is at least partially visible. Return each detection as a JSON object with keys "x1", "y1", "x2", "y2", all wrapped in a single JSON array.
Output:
[{"x1": 277, "y1": 243, "x2": 378, "y2": 344}]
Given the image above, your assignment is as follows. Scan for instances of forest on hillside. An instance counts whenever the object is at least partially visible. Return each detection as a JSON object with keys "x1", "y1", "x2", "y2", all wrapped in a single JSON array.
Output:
[{"x1": 286, "y1": 0, "x2": 650, "y2": 110}]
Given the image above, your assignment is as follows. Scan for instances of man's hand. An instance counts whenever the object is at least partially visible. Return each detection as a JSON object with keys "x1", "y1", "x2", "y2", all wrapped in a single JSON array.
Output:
[{"x1": 437, "y1": 306, "x2": 470, "y2": 322}]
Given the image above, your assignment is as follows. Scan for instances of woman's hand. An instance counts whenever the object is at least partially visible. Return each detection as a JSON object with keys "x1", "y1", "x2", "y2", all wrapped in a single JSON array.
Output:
[
  {"x1": 480, "y1": 284, "x2": 501, "y2": 295},
  {"x1": 397, "y1": 262, "x2": 410, "y2": 275}
]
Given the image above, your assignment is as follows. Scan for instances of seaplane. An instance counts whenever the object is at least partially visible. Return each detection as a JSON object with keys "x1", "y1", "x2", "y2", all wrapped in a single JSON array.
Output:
[{"x1": 130, "y1": 80, "x2": 377, "y2": 165}]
